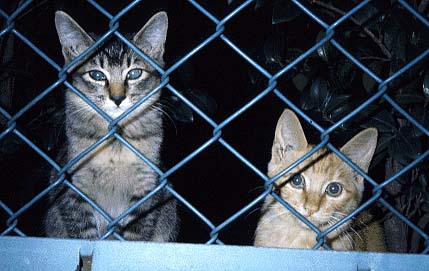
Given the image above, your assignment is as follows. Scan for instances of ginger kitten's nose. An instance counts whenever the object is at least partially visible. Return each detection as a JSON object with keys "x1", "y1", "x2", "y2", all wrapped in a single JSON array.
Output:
[
  {"x1": 304, "y1": 195, "x2": 320, "y2": 216},
  {"x1": 304, "y1": 206, "x2": 318, "y2": 216},
  {"x1": 110, "y1": 95, "x2": 125, "y2": 106}
]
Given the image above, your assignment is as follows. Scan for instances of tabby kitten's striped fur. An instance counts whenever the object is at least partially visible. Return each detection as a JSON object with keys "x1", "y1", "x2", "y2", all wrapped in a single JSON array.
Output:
[
  {"x1": 254, "y1": 109, "x2": 385, "y2": 251},
  {"x1": 44, "y1": 11, "x2": 178, "y2": 241}
]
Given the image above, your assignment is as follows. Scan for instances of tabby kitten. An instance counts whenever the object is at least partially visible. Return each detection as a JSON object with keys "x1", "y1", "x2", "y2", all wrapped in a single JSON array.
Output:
[
  {"x1": 44, "y1": 11, "x2": 178, "y2": 241},
  {"x1": 254, "y1": 109, "x2": 385, "y2": 251}
]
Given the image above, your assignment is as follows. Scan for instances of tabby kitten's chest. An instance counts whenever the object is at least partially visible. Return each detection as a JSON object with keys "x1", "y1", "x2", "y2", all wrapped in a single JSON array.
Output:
[
  {"x1": 70, "y1": 138, "x2": 158, "y2": 198},
  {"x1": 68, "y1": 139, "x2": 160, "y2": 235}
]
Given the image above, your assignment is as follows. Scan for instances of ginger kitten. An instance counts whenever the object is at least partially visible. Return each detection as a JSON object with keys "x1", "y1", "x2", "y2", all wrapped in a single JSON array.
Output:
[{"x1": 254, "y1": 109, "x2": 385, "y2": 251}]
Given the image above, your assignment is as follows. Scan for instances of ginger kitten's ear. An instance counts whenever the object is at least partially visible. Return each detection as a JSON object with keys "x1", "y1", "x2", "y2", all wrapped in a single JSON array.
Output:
[
  {"x1": 271, "y1": 109, "x2": 308, "y2": 162},
  {"x1": 133, "y1": 12, "x2": 168, "y2": 63},
  {"x1": 55, "y1": 11, "x2": 94, "y2": 63},
  {"x1": 340, "y1": 128, "x2": 378, "y2": 174}
]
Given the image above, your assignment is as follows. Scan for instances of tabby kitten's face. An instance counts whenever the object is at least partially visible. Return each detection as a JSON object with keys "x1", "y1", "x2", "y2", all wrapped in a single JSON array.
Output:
[
  {"x1": 267, "y1": 110, "x2": 377, "y2": 236},
  {"x1": 72, "y1": 44, "x2": 161, "y2": 119},
  {"x1": 55, "y1": 11, "x2": 167, "y2": 131}
]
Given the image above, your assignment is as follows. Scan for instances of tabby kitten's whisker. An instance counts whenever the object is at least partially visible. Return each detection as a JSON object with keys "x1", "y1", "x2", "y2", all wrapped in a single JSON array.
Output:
[
  {"x1": 248, "y1": 185, "x2": 266, "y2": 194},
  {"x1": 151, "y1": 104, "x2": 177, "y2": 133},
  {"x1": 245, "y1": 206, "x2": 262, "y2": 218}
]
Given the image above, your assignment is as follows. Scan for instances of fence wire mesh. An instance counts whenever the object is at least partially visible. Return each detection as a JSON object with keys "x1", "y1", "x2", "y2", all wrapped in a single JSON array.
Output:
[{"x1": 0, "y1": 0, "x2": 428, "y2": 254}]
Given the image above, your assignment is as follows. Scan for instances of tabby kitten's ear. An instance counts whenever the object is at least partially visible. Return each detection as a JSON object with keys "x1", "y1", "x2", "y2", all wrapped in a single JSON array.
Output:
[
  {"x1": 271, "y1": 109, "x2": 308, "y2": 163},
  {"x1": 340, "y1": 128, "x2": 378, "y2": 174},
  {"x1": 55, "y1": 11, "x2": 95, "y2": 63},
  {"x1": 133, "y1": 12, "x2": 168, "y2": 63}
]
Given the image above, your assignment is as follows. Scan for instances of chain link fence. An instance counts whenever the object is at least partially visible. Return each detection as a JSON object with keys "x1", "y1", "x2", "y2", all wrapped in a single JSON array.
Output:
[{"x1": 0, "y1": 0, "x2": 428, "y2": 255}]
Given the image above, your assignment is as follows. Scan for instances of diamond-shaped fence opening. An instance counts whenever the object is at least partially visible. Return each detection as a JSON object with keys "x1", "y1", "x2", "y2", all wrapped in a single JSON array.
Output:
[{"x1": 1, "y1": 0, "x2": 429, "y2": 255}]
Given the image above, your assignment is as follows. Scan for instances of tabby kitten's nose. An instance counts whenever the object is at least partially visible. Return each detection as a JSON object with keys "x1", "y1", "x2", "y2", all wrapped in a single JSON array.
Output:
[{"x1": 110, "y1": 95, "x2": 125, "y2": 106}]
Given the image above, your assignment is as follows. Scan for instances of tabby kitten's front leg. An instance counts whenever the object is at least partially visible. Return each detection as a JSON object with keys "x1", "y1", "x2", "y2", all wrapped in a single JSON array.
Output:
[
  {"x1": 45, "y1": 190, "x2": 99, "y2": 239},
  {"x1": 121, "y1": 192, "x2": 178, "y2": 242}
]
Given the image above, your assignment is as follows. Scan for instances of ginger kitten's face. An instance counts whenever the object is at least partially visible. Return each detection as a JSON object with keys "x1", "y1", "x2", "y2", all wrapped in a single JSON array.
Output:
[
  {"x1": 267, "y1": 110, "x2": 377, "y2": 234},
  {"x1": 55, "y1": 11, "x2": 168, "y2": 120}
]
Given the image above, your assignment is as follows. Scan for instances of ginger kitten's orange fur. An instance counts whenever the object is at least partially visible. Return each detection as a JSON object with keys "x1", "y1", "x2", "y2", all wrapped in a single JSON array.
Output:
[{"x1": 254, "y1": 109, "x2": 385, "y2": 251}]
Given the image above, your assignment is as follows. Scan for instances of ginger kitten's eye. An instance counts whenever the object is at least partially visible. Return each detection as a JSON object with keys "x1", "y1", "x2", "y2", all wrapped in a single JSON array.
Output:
[
  {"x1": 127, "y1": 69, "x2": 143, "y2": 80},
  {"x1": 290, "y1": 175, "x2": 305, "y2": 189},
  {"x1": 88, "y1": 70, "x2": 107, "y2": 81},
  {"x1": 326, "y1": 182, "x2": 342, "y2": 197}
]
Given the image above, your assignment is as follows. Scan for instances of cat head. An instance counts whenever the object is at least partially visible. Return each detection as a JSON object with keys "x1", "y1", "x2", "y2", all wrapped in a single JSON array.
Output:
[
  {"x1": 55, "y1": 11, "x2": 168, "y2": 136},
  {"x1": 268, "y1": 109, "x2": 378, "y2": 233}
]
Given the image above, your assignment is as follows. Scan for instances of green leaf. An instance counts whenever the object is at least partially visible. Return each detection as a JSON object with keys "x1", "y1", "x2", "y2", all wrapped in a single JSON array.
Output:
[
  {"x1": 375, "y1": 134, "x2": 395, "y2": 155},
  {"x1": 313, "y1": 78, "x2": 328, "y2": 110},
  {"x1": 255, "y1": 0, "x2": 269, "y2": 10},
  {"x1": 394, "y1": 78, "x2": 426, "y2": 104},
  {"x1": 363, "y1": 62, "x2": 383, "y2": 93},
  {"x1": 264, "y1": 34, "x2": 286, "y2": 65},
  {"x1": 410, "y1": 106, "x2": 429, "y2": 137},
  {"x1": 326, "y1": 104, "x2": 352, "y2": 123},
  {"x1": 356, "y1": 104, "x2": 379, "y2": 119},
  {"x1": 292, "y1": 73, "x2": 308, "y2": 92},
  {"x1": 272, "y1": 0, "x2": 301, "y2": 24},
  {"x1": 407, "y1": 24, "x2": 429, "y2": 65},
  {"x1": 423, "y1": 71, "x2": 429, "y2": 101},
  {"x1": 383, "y1": 14, "x2": 407, "y2": 63},
  {"x1": 352, "y1": 3, "x2": 378, "y2": 25},
  {"x1": 395, "y1": 93, "x2": 426, "y2": 105},
  {"x1": 388, "y1": 138, "x2": 406, "y2": 164},
  {"x1": 370, "y1": 151, "x2": 388, "y2": 169},
  {"x1": 300, "y1": 90, "x2": 315, "y2": 111},
  {"x1": 418, "y1": 174, "x2": 428, "y2": 193},
  {"x1": 315, "y1": 31, "x2": 332, "y2": 62},
  {"x1": 325, "y1": 94, "x2": 352, "y2": 113},
  {"x1": 361, "y1": 109, "x2": 397, "y2": 133},
  {"x1": 331, "y1": 60, "x2": 356, "y2": 90},
  {"x1": 388, "y1": 127, "x2": 422, "y2": 163},
  {"x1": 248, "y1": 68, "x2": 264, "y2": 86}
]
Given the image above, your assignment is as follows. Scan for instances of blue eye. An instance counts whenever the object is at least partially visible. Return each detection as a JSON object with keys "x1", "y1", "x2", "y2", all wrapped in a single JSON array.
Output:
[
  {"x1": 127, "y1": 69, "x2": 143, "y2": 80},
  {"x1": 326, "y1": 182, "x2": 342, "y2": 197},
  {"x1": 88, "y1": 70, "x2": 106, "y2": 81},
  {"x1": 290, "y1": 175, "x2": 305, "y2": 189}
]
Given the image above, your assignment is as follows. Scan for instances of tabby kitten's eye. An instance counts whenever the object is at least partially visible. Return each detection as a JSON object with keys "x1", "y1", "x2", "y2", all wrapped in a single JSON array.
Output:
[
  {"x1": 290, "y1": 175, "x2": 305, "y2": 189},
  {"x1": 326, "y1": 182, "x2": 342, "y2": 197},
  {"x1": 88, "y1": 70, "x2": 107, "y2": 81},
  {"x1": 127, "y1": 69, "x2": 143, "y2": 80}
]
